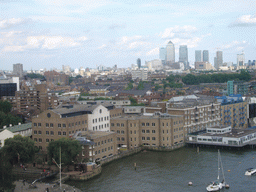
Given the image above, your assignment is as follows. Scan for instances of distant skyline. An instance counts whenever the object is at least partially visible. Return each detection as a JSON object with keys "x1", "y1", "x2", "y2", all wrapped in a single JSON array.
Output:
[{"x1": 0, "y1": 0, "x2": 256, "y2": 70}]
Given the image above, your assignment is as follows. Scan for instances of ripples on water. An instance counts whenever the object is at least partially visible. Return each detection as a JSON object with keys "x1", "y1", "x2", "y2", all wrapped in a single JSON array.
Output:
[{"x1": 67, "y1": 147, "x2": 256, "y2": 192}]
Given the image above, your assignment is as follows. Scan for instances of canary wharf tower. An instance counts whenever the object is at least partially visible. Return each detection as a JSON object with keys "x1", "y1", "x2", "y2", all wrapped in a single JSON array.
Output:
[{"x1": 166, "y1": 41, "x2": 175, "y2": 64}]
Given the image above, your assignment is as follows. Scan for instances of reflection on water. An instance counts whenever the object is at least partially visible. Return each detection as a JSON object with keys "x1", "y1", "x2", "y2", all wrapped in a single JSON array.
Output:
[{"x1": 67, "y1": 147, "x2": 256, "y2": 192}]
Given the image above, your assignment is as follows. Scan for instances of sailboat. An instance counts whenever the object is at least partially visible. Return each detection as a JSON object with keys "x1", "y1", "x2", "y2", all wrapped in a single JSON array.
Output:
[{"x1": 206, "y1": 150, "x2": 226, "y2": 192}]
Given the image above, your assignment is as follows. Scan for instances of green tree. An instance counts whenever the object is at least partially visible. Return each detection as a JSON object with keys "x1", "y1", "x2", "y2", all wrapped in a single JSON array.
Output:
[
  {"x1": 26, "y1": 73, "x2": 45, "y2": 79},
  {"x1": 47, "y1": 138, "x2": 82, "y2": 166},
  {"x1": 0, "y1": 100, "x2": 12, "y2": 114},
  {"x1": 125, "y1": 82, "x2": 133, "y2": 90},
  {"x1": 2, "y1": 135, "x2": 38, "y2": 165},
  {"x1": 137, "y1": 81, "x2": 144, "y2": 90},
  {"x1": 0, "y1": 150, "x2": 15, "y2": 191}
]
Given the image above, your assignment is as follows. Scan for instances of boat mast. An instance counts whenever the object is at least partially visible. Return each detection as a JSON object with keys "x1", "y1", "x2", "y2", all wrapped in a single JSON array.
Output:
[{"x1": 217, "y1": 149, "x2": 220, "y2": 181}]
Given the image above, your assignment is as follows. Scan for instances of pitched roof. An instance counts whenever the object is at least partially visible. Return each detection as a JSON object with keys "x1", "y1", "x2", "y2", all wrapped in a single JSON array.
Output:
[{"x1": 6, "y1": 123, "x2": 32, "y2": 133}]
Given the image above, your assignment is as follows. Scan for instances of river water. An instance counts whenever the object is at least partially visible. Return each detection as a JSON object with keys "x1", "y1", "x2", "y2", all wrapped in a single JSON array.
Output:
[{"x1": 67, "y1": 147, "x2": 256, "y2": 192}]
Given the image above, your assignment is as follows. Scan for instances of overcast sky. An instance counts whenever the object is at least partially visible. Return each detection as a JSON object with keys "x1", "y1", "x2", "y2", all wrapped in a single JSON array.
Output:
[{"x1": 0, "y1": 0, "x2": 256, "y2": 70}]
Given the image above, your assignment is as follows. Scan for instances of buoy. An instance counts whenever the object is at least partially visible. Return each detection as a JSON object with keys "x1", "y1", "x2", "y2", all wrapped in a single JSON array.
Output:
[
  {"x1": 228, "y1": 170, "x2": 230, "y2": 172},
  {"x1": 239, "y1": 162, "x2": 241, "y2": 164},
  {"x1": 225, "y1": 184, "x2": 230, "y2": 189},
  {"x1": 188, "y1": 182, "x2": 193, "y2": 186},
  {"x1": 253, "y1": 157, "x2": 254, "y2": 159}
]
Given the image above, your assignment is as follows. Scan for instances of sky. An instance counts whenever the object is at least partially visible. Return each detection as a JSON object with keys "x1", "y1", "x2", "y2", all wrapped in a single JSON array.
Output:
[{"x1": 0, "y1": 0, "x2": 256, "y2": 71}]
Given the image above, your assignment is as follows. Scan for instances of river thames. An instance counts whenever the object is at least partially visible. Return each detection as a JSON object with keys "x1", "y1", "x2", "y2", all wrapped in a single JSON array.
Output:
[{"x1": 67, "y1": 147, "x2": 256, "y2": 192}]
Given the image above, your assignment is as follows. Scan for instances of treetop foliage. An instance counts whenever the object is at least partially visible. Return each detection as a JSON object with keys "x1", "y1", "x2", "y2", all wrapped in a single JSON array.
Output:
[
  {"x1": 182, "y1": 70, "x2": 251, "y2": 85},
  {"x1": 47, "y1": 138, "x2": 82, "y2": 166},
  {"x1": 2, "y1": 135, "x2": 38, "y2": 165}
]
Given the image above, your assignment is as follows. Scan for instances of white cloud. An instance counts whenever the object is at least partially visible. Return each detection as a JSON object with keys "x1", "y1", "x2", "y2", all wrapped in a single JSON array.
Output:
[
  {"x1": 220, "y1": 40, "x2": 247, "y2": 50},
  {"x1": 160, "y1": 25, "x2": 197, "y2": 39},
  {"x1": 230, "y1": 14, "x2": 256, "y2": 27},
  {"x1": 0, "y1": 18, "x2": 30, "y2": 29},
  {"x1": 146, "y1": 47, "x2": 159, "y2": 56},
  {"x1": 1, "y1": 34, "x2": 88, "y2": 52},
  {"x1": 98, "y1": 44, "x2": 106, "y2": 49}
]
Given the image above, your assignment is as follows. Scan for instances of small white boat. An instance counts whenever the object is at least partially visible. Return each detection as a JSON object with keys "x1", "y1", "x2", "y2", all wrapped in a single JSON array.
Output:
[
  {"x1": 206, "y1": 150, "x2": 227, "y2": 192},
  {"x1": 245, "y1": 168, "x2": 256, "y2": 176}
]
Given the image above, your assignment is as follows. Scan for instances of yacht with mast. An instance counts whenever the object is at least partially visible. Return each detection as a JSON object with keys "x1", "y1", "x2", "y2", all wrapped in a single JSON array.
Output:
[{"x1": 206, "y1": 150, "x2": 226, "y2": 192}]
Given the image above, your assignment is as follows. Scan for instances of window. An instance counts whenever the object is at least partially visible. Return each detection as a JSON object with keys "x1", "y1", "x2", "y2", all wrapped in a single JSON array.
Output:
[
  {"x1": 102, "y1": 141, "x2": 103, "y2": 144},
  {"x1": 58, "y1": 131, "x2": 61, "y2": 135},
  {"x1": 131, "y1": 138, "x2": 132, "y2": 141},
  {"x1": 152, "y1": 137, "x2": 156, "y2": 140},
  {"x1": 111, "y1": 123, "x2": 114, "y2": 126},
  {"x1": 98, "y1": 142, "x2": 100, "y2": 145},
  {"x1": 34, "y1": 138, "x2": 37, "y2": 142},
  {"x1": 39, "y1": 138, "x2": 42, "y2": 142},
  {"x1": 38, "y1": 131, "x2": 42, "y2": 135},
  {"x1": 34, "y1": 130, "x2": 37, "y2": 134},
  {"x1": 34, "y1": 123, "x2": 37, "y2": 126},
  {"x1": 146, "y1": 123, "x2": 149, "y2": 126},
  {"x1": 152, "y1": 123, "x2": 155, "y2": 126},
  {"x1": 147, "y1": 137, "x2": 150, "y2": 140},
  {"x1": 142, "y1": 130, "x2": 145, "y2": 133},
  {"x1": 117, "y1": 123, "x2": 120, "y2": 127},
  {"x1": 50, "y1": 131, "x2": 54, "y2": 135},
  {"x1": 46, "y1": 139, "x2": 49, "y2": 143},
  {"x1": 146, "y1": 130, "x2": 150, "y2": 133},
  {"x1": 58, "y1": 124, "x2": 61, "y2": 128},
  {"x1": 46, "y1": 131, "x2": 49, "y2": 135},
  {"x1": 134, "y1": 130, "x2": 136, "y2": 134},
  {"x1": 117, "y1": 130, "x2": 120, "y2": 134},
  {"x1": 152, "y1": 130, "x2": 156, "y2": 133},
  {"x1": 121, "y1": 137, "x2": 125, "y2": 141},
  {"x1": 142, "y1": 123, "x2": 145, "y2": 126},
  {"x1": 163, "y1": 130, "x2": 164, "y2": 134},
  {"x1": 121, "y1": 130, "x2": 125, "y2": 134},
  {"x1": 63, "y1": 132, "x2": 66, "y2": 135},
  {"x1": 142, "y1": 137, "x2": 145, "y2": 140},
  {"x1": 63, "y1": 124, "x2": 66, "y2": 127},
  {"x1": 117, "y1": 137, "x2": 120, "y2": 141},
  {"x1": 38, "y1": 123, "x2": 41, "y2": 126},
  {"x1": 121, "y1": 123, "x2": 124, "y2": 127},
  {"x1": 130, "y1": 131, "x2": 132, "y2": 134},
  {"x1": 130, "y1": 123, "x2": 132, "y2": 127},
  {"x1": 46, "y1": 123, "x2": 49, "y2": 127},
  {"x1": 50, "y1": 123, "x2": 53, "y2": 127},
  {"x1": 163, "y1": 137, "x2": 164, "y2": 141}
]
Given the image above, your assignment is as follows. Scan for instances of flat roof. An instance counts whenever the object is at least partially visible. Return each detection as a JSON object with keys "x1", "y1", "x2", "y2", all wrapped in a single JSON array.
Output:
[
  {"x1": 199, "y1": 129, "x2": 256, "y2": 138},
  {"x1": 111, "y1": 114, "x2": 183, "y2": 120}
]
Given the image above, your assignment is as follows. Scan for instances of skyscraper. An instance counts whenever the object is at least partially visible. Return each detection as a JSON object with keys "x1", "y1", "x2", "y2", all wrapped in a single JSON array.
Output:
[
  {"x1": 195, "y1": 50, "x2": 202, "y2": 62},
  {"x1": 179, "y1": 45, "x2": 188, "y2": 69},
  {"x1": 203, "y1": 50, "x2": 209, "y2": 62},
  {"x1": 13, "y1": 63, "x2": 23, "y2": 78},
  {"x1": 137, "y1": 58, "x2": 141, "y2": 69},
  {"x1": 215, "y1": 51, "x2": 223, "y2": 69},
  {"x1": 166, "y1": 41, "x2": 175, "y2": 64},
  {"x1": 237, "y1": 51, "x2": 245, "y2": 66},
  {"x1": 159, "y1": 47, "x2": 166, "y2": 61}
]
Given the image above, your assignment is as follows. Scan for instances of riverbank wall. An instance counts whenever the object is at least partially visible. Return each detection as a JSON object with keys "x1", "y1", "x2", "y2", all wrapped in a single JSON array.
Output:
[
  {"x1": 142, "y1": 143, "x2": 185, "y2": 152},
  {"x1": 99, "y1": 147, "x2": 142, "y2": 166}
]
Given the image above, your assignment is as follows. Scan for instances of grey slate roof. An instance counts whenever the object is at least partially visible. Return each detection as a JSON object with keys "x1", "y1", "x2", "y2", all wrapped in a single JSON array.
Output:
[{"x1": 6, "y1": 123, "x2": 32, "y2": 133}]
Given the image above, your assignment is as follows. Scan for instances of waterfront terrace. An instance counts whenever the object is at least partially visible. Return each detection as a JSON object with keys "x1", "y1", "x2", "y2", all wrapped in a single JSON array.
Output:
[{"x1": 187, "y1": 125, "x2": 256, "y2": 147}]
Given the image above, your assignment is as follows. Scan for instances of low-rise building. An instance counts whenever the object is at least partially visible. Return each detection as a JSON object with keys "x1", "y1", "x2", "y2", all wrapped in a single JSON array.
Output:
[
  {"x1": 0, "y1": 123, "x2": 32, "y2": 147},
  {"x1": 110, "y1": 113, "x2": 184, "y2": 149},
  {"x1": 188, "y1": 125, "x2": 256, "y2": 147},
  {"x1": 32, "y1": 104, "x2": 112, "y2": 151}
]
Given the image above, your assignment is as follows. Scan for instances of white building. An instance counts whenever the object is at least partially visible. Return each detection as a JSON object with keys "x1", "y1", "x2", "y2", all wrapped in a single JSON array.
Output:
[
  {"x1": 0, "y1": 123, "x2": 32, "y2": 147},
  {"x1": 131, "y1": 69, "x2": 148, "y2": 81},
  {"x1": 188, "y1": 125, "x2": 256, "y2": 147},
  {"x1": 88, "y1": 105, "x2": 110, "y2": 132}
]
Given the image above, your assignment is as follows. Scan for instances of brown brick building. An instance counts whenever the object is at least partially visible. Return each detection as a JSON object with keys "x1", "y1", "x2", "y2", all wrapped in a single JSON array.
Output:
[{"x1": 110, "y1": 113, "x2": 184, "y2": 149}]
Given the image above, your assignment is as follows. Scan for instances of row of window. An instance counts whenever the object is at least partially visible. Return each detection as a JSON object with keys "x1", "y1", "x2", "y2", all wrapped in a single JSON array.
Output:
[
  {"x1": 34, "y1": 138, "x2": 54, "y2": 142},
  {"x1": 34, "y1": 121, "x2": 88, "y2": 128},
  {"x1": 94, "y1": 138, "x2": 113, "y2": 146},
  {"x1": 92, "y1": 116, "x2": 109, "y2": 123},
  {"x1": 34, "y1": 130, "x2": 67, "y2": 135},
  {"x1": 93, "y1": 123, "x2": 109, "y2": 131},
  {"x1": 94, "y1": 146, "x2": 113, "y2": 155}
]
